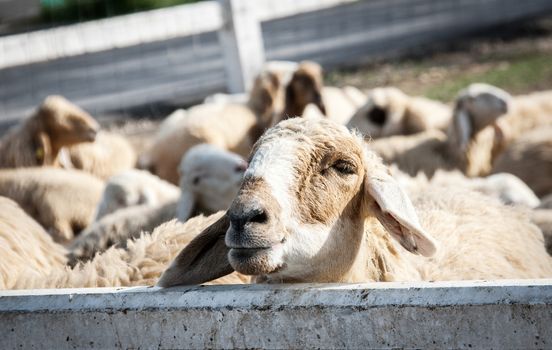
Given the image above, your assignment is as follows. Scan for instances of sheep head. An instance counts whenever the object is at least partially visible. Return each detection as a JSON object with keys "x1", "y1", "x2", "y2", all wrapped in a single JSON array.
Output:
[
  {"x1": 159, "y1": 118, "x2": 436, "y2": 287},
  {"x1": 282, "y1": 61, "x2": 326, "y2": 119},
  {"x1": 177, "y1": 144, "x2": 248, "y2": 222},
  {"x1": 347, "y1": 87, "x2": 409, "y2": 138},
  {"x1": 37, "y1": 95, "x2": 100, "y2": 149},
  {"x1": 248, "y1": 70, "x2": 283, "y2": 136},
  {"x1": 451, "y1": 83, "x2": 511, "y2": 152}
]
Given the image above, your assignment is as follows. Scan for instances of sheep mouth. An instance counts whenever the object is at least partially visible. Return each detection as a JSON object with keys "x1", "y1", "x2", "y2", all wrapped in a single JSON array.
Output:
[{"x1": 228, "y1": 243, "x2": 284, "y2": 275}]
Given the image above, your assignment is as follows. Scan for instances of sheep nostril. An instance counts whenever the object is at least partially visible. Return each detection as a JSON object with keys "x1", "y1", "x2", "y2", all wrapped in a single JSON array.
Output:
[{"x1": 249, "y1": 211, "x2": 267, "y2": 224}]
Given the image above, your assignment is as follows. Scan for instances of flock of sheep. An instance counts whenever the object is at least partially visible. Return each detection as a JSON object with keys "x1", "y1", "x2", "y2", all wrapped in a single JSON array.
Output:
[{"x1": 0, "y1": 60, "x2": 551, "y2": 290}]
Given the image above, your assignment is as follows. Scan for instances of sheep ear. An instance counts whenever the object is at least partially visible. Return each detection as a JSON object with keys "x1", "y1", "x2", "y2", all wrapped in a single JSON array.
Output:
[
  {"x1": 157, "y1": 214, "x2": 233, "y2": 287},
  {"x1": 453, "y1": 109, "x2": 472, "y2": 152},
  {"x1": 177, "y1": 190, "x2": 196, "y2": 222},
  {"x1": 284, "y1": 81, "x2": 299, "y2": 118},
  {"x1": 364, "y1": 154, "x2": 437, "y2": 257}
]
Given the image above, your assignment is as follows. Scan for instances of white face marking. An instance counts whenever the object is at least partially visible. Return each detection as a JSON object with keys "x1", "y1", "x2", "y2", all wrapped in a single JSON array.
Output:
[{"x1": 246, "y1": 137, "x2": 339, "y2": 279}]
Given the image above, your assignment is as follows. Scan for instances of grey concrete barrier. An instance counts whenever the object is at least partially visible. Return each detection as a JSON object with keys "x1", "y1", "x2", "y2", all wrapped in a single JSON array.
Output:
[{"x1": 1, "y1": 280, "x2": 551, "y2": 349}]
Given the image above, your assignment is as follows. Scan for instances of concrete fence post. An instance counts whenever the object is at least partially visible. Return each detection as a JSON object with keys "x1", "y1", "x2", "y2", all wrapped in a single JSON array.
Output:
[{"x1": 217, "y1": 0, "x2": 265, "y2": 93}]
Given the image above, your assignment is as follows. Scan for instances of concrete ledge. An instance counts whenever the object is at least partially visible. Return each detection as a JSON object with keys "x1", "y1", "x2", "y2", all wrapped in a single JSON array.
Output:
[{"x1": 1, "y1": 280, "x2": 551, "y2": 349}]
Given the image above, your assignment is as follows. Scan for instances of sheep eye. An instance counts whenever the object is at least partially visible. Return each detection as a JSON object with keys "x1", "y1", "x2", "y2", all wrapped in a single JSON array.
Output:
[
  {"x1": 331, "y1": 160, "x2": 356, "y2": 175},
  {"x1": 192, "y1": 176, "x2": 200, "y2": 185},
  {"x1": 367, "y1": 106, "x2": 387, "y2": 126}
]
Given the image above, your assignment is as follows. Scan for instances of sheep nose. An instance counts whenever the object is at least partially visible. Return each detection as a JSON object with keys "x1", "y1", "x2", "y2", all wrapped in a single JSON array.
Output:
[{"x1": 228, "y1": 199, "x2": 268, "y2": 232}]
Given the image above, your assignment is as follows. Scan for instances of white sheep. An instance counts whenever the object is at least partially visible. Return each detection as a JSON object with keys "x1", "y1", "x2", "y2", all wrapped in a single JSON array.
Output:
[
  {"x1": 347, "y1": 87, "x2": 451, "y2": 138},
  {"x1": 0, "y1": 95, "x2": 99, "y2": 168},
  {"x1": 94, "y1": 169, "x2": 180, "y2": 220},
  {"x1": 64, "y1": 131, "x2": 137, "y2": 180},
  {"x1": 0, "y1": 167, "x2": 104, "y2": 243},
  {"x1": 159, "y1": 117, "x2": 551, "y2": 287},
  {"x1": 12, "y1": 214, "x2": 248, "y2": 289},
  {"x1": 0, "y1": 196, "x2": 67, "y2": 289},
  {"x1": 491, "y1": 127, "x2": 552, "y2": 198},
  {"x1": 177, "y1": 144, "x2": 247, "y2": 221},
  {"x1": 367, "y1": 83, "x2": 510, "y2": 177},
  {"x1": 67, "y1": 144, "x2": 247, "y2": 263}
]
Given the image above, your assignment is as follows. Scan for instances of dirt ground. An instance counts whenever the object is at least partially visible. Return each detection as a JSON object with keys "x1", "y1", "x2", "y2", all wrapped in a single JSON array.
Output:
[{"x1": 107, "y1": 16, "x2": 552, "y2": 152}]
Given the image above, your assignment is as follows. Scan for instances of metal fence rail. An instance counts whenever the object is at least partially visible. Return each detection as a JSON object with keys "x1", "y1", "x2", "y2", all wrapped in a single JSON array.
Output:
[{"x1": 1, "y1": 0, "x2": 551, "y2": 126}]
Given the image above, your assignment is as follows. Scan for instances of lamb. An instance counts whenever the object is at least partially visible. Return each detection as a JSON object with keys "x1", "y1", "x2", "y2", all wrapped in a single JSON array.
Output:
[
  {"x1": 367, "y1": 83, "x2": 509, "y2": 177},
  {"x1": 158, "y1": 117, "x2": 551, "y2": 287},
  {"x1": 280, "y1": 61, "x2": 365, "y2": 124},
  {"x1": 177, "y1": 144, "x2": 247, "y2": 221},
  {"x1": 139, "y1": 69, "x2": 283, "y2": 184},
  {"x1": 491, "y1": 127, "x2": 552, "y2": 198},
  {"x1": 64, "y1": 131, "x2": 137, "y2": 180},
  {"x1": 0, "y1": 167, "x2": 104, "y2": 243},
  {"x1": 347, "y1": 87, "x2": 451, "y2": 138},
  {"x1": 0, "y1": 196, "x2": 67, "y2": 290},
  {"x1": 68, "y1": 144, "x2": 247, "y2": 263},
  {"x1": 95, "y1": 169, "x2": 180, "y2": 220},
  {"x1": 12, "y1": 213, "x2": 248, "y2": 289},
  {"x1": 0, "y1": 95, "x2": 99, "y2": 168}
]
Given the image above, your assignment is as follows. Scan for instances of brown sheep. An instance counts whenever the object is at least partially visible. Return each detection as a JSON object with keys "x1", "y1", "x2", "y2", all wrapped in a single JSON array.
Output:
[{"x1": 0, "y1": 95, "x2": 99, "y2": 168}]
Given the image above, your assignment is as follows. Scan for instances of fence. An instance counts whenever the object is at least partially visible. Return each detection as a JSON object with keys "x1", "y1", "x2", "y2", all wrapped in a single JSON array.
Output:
[
  {"x1": 1, "y1": 280, "x2": 551, "y2": 348},
  {"x1": 1, "y1": 0, "x2": 552, "y2": 126}
]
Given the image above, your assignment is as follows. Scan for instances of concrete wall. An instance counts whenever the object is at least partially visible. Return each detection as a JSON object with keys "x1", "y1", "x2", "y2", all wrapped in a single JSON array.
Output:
[{"x1": 1, "y1": 280, "x2": 551, "y2": 349}]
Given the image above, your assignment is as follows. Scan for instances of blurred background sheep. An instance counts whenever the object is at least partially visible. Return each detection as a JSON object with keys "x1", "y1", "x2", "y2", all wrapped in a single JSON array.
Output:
[{"x1": 0, "y1": 0, "x2": 552, "y2": 293}]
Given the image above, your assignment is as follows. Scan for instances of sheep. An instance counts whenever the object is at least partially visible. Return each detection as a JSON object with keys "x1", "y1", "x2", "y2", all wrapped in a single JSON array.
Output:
[
  {"x1": 366, "y1": 83, "x2": 510, "y2": 177},
  {"x1": 394, "y1": 168, "x2": 540, "y2": 208},
  {"x1": 0, "y1": 167, "x2": 104, "y2": 243},
  {"x1": 95, "y1": 169, "x2": 180, "y2": 220},
  {"x1": 63, "y1": 131, "x2": 137, "y2": 180},
  {"x1": 479, "y1": 85, "x2": 552, "y2": 143},
  {"x1": 12, "y1": 213, "x2": 248, "y2": 289},
  {"x1": 0, "y1": 95, "x2": 99, "y2": 168},
  {"x1": 158, "y1": 117, "x2": 551, "y2": 287},
  {"x1": 347, "y1": 87, "x2": 451, "y2": 138},
  {"x1": 280, "y1": 61, "x2": 365, "y2": 125},
  {"x1": 0, "y1": 196, "x2": 67, "y2": 290},
  {"x1": 68, "y1": 144, "x2": 247, "y2": 263},
  {"x1": 491, "y1": 127, "x2": 552, "y2": 198},
  {"x1": 531, "y1": 209, "x2": 552, "y2": 256},
  {"x1": 139, "y1": 69, "x2": 283, "y2": 184},
  {"x1": 177, "y1": 144, "x2": 247, "y2": 221}
]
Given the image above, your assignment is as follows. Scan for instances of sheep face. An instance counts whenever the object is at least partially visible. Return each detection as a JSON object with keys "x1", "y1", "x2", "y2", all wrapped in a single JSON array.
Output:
[
  {"x1": 159, "y1": 118, "x2": 437, "y2": 286},
  {"x1": 224, "y1": 118, "x2": 436, "y2": 281},
  {"x1": 347, "y1": 87, "x2": 407, "y2": 138},
  {"x1": 178, "y1": 145, "x2": 247, "y2": 220},
  {"x1": 39, "y1": 95, "x2": 100, "y2": 146},
  {"x1": 283, "y1": 61, "x2": 326, "y2": 119},
  {"x1": 249, "y1": 71, "x2": 282, "y2": 129}
]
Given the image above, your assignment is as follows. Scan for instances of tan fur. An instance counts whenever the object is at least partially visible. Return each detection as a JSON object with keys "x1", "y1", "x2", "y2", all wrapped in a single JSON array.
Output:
[
  {"x1": 0, "y1": 167, "x2": 104, "y2": 243},
  {"x1": 13, "y1": 213, "x2": 248, "y2": 289},
  {"x1": 492, "y1": 127, "x2": 552, "y2": 198},
  {"x1": 0, "y1": 95, "x2": 99, "y2": 168},
  {"x1": 0, "y1": 196, "x2": 67, "y2": 289},
  {"x1": 65, "y1": 131, "x2": 137, "y2": 180},
  {"x1": 348, "y1": 87, "x2": 451, "y2": 138},
  {"x1": 501, "y1": 91, "x2": 552, "y2": 142},
  {"x1": 139, "y1": 72, "x2": 281, "y2": 184},
  {"x1": 161, "y1": 118, "x2": 552, "y2": 285}
]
